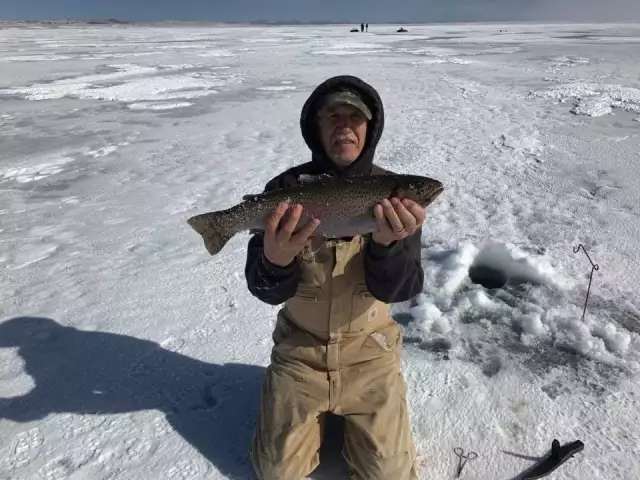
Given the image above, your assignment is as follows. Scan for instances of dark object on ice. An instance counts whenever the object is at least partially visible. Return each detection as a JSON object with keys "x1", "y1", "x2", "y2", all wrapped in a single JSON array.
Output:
[
  {"x1": 361, "y1": 22, "x2": 364, "y2": 32},
  {"x1": 573, "y1": 244, "x2": 599, "y2": 322},
  {"x1": 468, "y1": 264, "x2": 507, "y2": 289},
  {"x1": 454, "y1": 447, "x2": 478, "y2": 478},
  {"x1": 397, "y1": 27, "x2": 408, "y2": 33},
  {"x1": 350, "y1": 28, "x2": 359, "y2": 33},
  {"x1": 519, "y1": 439, "x2": 585, "y2": 479},
  {"x1": 86, "y1": 18, "x2": 129, "y2": 25}
]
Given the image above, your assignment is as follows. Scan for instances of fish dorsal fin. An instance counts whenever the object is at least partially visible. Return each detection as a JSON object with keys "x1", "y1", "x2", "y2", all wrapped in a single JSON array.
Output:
[
  {"x1": 371, "y1": 165, "x2": 390, "y2": 176},
  {"x1": 298, "y1": 173, "x2": 332, "y2": 184}
]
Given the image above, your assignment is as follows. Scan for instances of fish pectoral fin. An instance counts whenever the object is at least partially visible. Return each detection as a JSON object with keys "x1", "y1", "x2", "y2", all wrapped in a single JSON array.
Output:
[{"x1": 248, "y1": 228, "x2": 264, "y2": 235}]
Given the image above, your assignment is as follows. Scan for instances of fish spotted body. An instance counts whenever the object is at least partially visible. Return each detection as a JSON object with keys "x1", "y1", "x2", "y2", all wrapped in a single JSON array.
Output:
[{"x1": 187, "y1": 173, "x2": 444, "y2": 256}]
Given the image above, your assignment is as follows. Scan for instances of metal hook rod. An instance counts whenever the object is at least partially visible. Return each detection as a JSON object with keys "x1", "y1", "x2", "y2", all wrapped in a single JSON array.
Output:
[{"x1": 573, "y1": 244, "x2": 599, "y2": 322}]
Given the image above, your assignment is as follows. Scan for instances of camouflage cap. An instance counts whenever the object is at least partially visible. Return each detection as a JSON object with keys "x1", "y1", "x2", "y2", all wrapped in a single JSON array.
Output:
[{"x1": 318, "y1": 90, "x2": 373, "y2": 120}]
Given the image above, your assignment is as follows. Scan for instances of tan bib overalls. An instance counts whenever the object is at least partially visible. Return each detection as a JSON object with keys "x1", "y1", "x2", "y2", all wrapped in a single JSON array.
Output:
[{"x1": 250, "y1": 235, "x2": 418, "y2": 480}]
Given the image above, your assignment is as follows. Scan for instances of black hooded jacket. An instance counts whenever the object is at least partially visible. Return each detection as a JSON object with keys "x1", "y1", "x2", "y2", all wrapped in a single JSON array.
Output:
[{"x1": 244, "y1": 75, "x2": 424, "y2": 305}]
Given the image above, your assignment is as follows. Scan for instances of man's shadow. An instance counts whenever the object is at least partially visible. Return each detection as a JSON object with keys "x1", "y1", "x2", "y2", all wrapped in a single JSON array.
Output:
[{"x1": 0, "y1": 316, "x2": 266, "y2": 479}]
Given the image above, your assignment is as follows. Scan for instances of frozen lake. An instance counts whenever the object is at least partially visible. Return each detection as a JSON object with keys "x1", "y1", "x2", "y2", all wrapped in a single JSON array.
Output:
[{"x1": 1, "y1": 22, "x2": 640, "y2": 480}]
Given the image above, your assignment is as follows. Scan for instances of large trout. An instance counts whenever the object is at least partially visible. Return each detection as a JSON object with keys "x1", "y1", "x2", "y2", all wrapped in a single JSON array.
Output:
[{"x1": 187, "y1": 173, "x2": 444, "y2": 256}]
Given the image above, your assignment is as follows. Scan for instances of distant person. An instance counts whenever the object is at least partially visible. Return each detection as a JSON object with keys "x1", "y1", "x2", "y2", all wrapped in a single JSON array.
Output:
[
  {"x1": 361, "y1": 22, "x2": 364, "y2": 32},
  {"x1": 366, "y1": 23, "x2": 369, "y2": 32}
]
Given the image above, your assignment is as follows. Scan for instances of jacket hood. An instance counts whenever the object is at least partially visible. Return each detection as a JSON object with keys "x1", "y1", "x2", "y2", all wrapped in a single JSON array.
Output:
[{"x1": 300, "y1": 75, "x2": 385, "y2": 176}]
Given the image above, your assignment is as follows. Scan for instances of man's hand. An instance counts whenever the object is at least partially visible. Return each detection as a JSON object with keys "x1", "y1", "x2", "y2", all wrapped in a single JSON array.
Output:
[
  {"x1": 371, "y1": 198, "x2": 425, "y2": 247},
  {"x1": 263, "y1": 203, "x2": 321, "y2": 267}
]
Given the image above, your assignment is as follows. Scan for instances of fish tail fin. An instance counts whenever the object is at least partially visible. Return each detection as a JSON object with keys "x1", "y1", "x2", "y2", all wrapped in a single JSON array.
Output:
[{"x1": 187, "y1": 211, "x2": 235, "y2": 256}]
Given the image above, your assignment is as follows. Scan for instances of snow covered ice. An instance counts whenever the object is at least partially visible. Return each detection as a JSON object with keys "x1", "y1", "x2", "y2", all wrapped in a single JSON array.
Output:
[{"x1": 1, "y1": 22, "x2": 640, "y2": 480}]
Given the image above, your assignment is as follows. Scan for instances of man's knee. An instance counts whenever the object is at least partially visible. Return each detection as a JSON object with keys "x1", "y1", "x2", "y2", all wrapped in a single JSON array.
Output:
[
  {"x1": 342, "y1": 390, "x2": 418, "y2": 480},
  {"x1": 250, "y1": 434, "x2": 319, "y2": 480},
  {"x1": 250, "y1": 363, "x2": 325, "y2": 480}
]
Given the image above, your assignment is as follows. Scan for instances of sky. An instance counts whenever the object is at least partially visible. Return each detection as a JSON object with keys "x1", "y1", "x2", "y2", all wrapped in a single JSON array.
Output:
[{"x1": 1, "y1": 0, "x2": 640, "y2": 23}]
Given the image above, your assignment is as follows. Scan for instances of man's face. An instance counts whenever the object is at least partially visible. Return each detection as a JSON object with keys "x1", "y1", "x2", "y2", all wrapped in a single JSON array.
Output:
[{"x1": 317, "y1": 104, "x2": 368, "y2": 167}]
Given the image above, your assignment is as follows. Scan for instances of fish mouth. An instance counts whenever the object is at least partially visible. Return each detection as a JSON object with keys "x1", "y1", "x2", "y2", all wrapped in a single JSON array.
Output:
[
  {"x1": 426, "y1": 185, "x2": 444, "y2": 205},
  {"x1": 416, "y1": 183, "x2": 445, "y2": 206},
  {"x1": 428, "y1": 182, "x2": 445, "y2": 196}
]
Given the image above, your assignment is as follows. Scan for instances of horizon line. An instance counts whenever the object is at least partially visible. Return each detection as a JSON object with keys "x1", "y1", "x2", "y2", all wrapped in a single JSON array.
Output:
[{"x1": 2, "y1": 19, "x2": 640, "y2": 25}]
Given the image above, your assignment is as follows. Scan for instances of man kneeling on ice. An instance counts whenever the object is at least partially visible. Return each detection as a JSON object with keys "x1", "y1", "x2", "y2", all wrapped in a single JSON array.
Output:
[{"x1": 245, "y1": 75, "x2": 425, "y2": 480}]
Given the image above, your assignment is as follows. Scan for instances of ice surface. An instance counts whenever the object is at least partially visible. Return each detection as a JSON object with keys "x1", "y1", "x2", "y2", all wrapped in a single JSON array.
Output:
[
  {"x1": 1, "y1": 54, "x2": 75, "y2": 62},
  {"x1": 1, "y1": 156, "x2": 75, "y2": 183},
  {"x1": 256, "y1": 85, "x2": 297, "y2": 91},
  {"x1": 412, "y1": 57, "x2": 474, "y2": 65},
  {"x1": 197, "y1": 49, "x2": 235, "y2": 58},
  {"x1": 128, "y1": 102, "x2": 194, "y2": 110},
  {"x1": 571, "y1": 96, "x2": 614, "y2": 117},
  {"x1": 1, "y1": 22, "x2": 640, "y2": 480},
  {"x1": 3, "y1": 74, "x2": 222, "y2": 103},
  {"x1": 530, "y1": 82, "x2": 640, "y2": 117},
  {"x1": 0, "y1": 63, "x2": 240, "y2": 104},
  {"x1": 312, "y1": 49, "x2": 391, "y2": 55}
]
